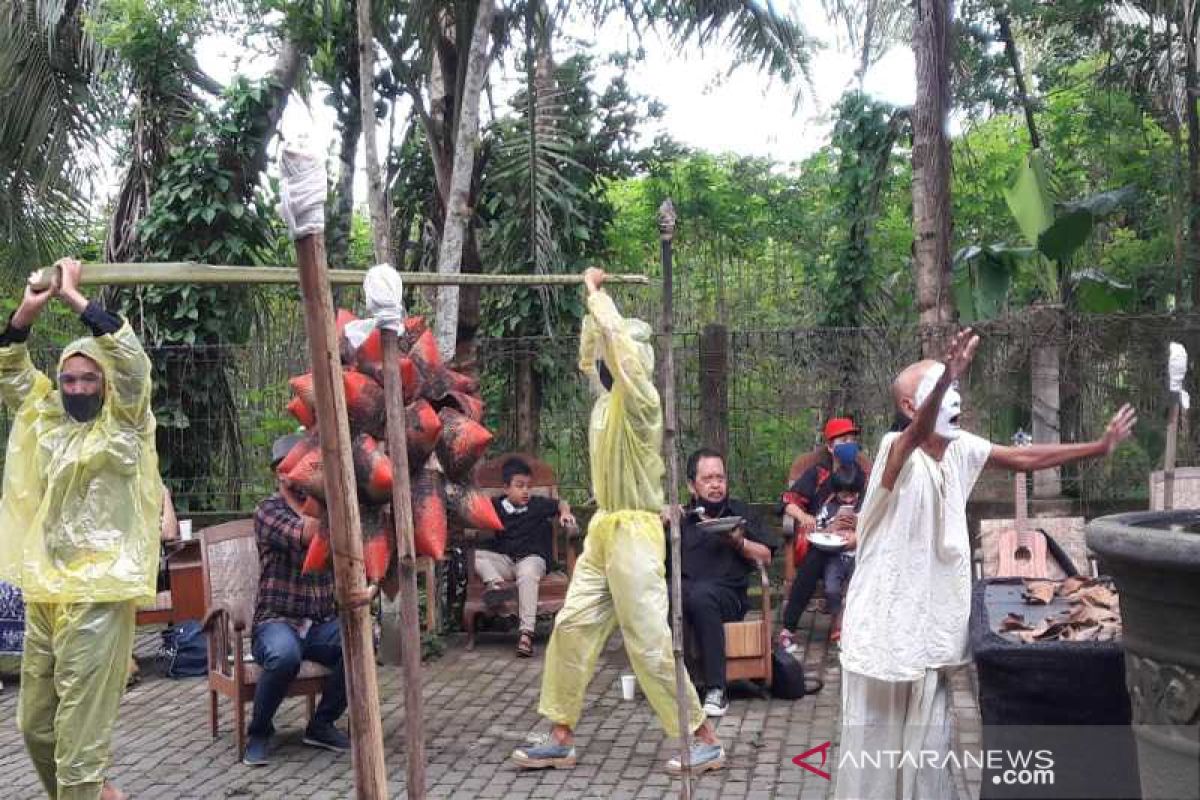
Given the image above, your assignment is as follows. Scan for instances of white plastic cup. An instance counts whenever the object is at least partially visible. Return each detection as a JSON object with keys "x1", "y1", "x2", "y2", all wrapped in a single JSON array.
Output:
[
  {"x1": 620, "y1": 674, "x2": 636, "y2": 701},
  {"x1": 179, "y1": 519, "x2": 193, "y2": 541}
]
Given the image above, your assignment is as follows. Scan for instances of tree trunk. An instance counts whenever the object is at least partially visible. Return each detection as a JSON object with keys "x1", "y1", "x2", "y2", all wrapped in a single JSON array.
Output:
[
  {"x1": 356, "y1": 0, "x2": 391, "y2": 264},
  {"x1": 514, "y1": 349, "x2": 540, "y2": 453},
  {"x1": 327, "y1": 89, "x2": 362, "y2": 269},
  {"x1": 996, "y1": 11, "x2": 1040, "y2": 150},
  {"x1": 434, "y1": 0, "x2": 494, "y2": 362},
  {"x1": 1186, "y1": 7, "x2": 1200, "y2": 307},
  {"x1": 911, "y1": 0, "x2": 956, "y2": 355}
]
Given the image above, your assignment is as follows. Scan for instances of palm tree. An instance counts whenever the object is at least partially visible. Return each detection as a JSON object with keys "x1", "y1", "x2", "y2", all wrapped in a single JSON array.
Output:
[{"x1": 0, "y1": 0, "x2": 107, "y2": 274}]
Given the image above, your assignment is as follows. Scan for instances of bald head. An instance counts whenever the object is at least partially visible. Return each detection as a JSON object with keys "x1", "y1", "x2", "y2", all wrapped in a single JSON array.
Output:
[{"x1": 892, "y1": 359, "x2": 940, "y2": 414}]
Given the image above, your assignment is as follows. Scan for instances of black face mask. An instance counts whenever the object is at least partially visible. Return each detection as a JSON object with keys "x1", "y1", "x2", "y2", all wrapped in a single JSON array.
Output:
[
  {"x1": 63, "y1": 392, "x2": 102, "y2": 423},
  {"x1": 596, "y1": 359, "x2": 614, "y2": 392},
  {"x1": 692, "y1": 496, "x2": 727, "y2": 517}
]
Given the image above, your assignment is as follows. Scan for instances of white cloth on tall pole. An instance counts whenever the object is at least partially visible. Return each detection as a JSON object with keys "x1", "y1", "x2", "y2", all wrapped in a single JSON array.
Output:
[
  {"x1": 344, "y1": 265, "x2": 406, "y2": 350},
  {"x1": 279, "y1": 145, "x2": 327, "y2": 240},
  {"x1": 1168, "y1": 341, "x2": 1189, "y2": 411}
]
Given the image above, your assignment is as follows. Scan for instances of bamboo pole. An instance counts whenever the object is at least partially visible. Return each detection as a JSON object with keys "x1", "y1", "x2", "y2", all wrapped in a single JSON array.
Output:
[
  {"x1": 658, "y1": 199, "x2": 693, "y2": 798},
  {"x1": 27, "y1": 262, "x2": 650, "y2": 290},
  {"x1": 293, "y1": 234, "x2": 389, "y2": 798},
  {"x1": 381, "y1": 326, "x2": 428, "y2": 799}
]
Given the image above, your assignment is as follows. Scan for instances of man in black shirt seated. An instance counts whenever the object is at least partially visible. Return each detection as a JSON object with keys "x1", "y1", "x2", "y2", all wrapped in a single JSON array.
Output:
[
  {"x1": 477, "y1": 457, "x2": 576, "y2": 657},
  {"x1": 678, "y1": 448, "x2": 774, "y2": 717}
]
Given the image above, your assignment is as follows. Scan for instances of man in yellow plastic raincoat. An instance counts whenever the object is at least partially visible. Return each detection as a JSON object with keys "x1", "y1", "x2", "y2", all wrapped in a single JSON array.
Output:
[
  {"x1": 512, "y1": 268, "x2": 725, "y2": 775},
  {"x1": 0, "y1": 258, "x2": 160, "y2": 800}
]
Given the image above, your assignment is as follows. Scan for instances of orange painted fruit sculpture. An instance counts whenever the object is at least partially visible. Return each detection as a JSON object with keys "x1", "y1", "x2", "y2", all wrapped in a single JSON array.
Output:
[{"x1": 279, "y1": 311, "x2": 501, "y2": 582}]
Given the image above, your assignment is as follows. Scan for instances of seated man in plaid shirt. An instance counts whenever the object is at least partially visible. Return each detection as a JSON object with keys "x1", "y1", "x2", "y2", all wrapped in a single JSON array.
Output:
[{"x1": 243, "y1": 434, "x2": 350, "y2": 766}]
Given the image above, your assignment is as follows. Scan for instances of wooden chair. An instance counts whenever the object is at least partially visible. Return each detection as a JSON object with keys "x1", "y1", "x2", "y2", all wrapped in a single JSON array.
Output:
[
  {"x1": 461, "y1": 453, "x2": 579, "y2": 648},
  {"x1": 682, "y1": 563, "x2": 774, "y2": 690},
  {"x1": 778, "y1": 446, "x2": 873, "y2": 600},
  {"x1": 199, "y1": 520, "x2": 331, "y2": 760}
]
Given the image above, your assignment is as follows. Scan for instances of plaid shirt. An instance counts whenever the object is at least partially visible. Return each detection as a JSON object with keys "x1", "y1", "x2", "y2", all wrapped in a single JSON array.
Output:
[{"x1": 253, "y1": 494, "x2": 335, "y2": 627}]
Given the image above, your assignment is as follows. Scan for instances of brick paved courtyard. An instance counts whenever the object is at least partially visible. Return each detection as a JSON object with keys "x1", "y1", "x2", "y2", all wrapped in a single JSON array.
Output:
[{"x1": 0, "y1": 611, "x2": 981, "y2": 799}]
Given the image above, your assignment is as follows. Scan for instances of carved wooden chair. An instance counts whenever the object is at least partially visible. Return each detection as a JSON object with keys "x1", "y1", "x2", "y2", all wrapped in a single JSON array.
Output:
[
  {"x1": 461, "y1": 452, "x2": 579, "y2": 648},
  {"x1": 199, "y1": 520, "x2": 331, "y2": 760}
]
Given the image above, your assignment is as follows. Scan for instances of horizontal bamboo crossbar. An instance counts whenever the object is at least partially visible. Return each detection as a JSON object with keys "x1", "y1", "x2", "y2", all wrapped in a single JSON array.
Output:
[{"x1": 27, "y1": 262, "x2": 651, "y2": 290}]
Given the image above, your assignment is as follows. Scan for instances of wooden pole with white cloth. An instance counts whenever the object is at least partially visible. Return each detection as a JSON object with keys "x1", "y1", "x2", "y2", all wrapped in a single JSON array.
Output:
[{"x1": 1164, "y1": 342, "x2": 1189, "y2": 510}]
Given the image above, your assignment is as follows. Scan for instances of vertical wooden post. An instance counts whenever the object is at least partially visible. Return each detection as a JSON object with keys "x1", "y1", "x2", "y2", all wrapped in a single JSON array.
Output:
[
  {"x1": 1165, "y1": 400, "x2": 1181, "y2": 510},
  {"x1": 293, "y1": 234, "x2": 389, "y2": 799},
  {"x1": 514, "y1": 350, "x2": 540, "y2": 453},
  {"x1": 699, "y1": 323, "x2": 729, "y2": 456},
  {"x1": 658, "y1": 199, "x2": 693, "y2": 797},
  {"x1": 382, "y1": 328, "x2": 428, "y2": 799}
]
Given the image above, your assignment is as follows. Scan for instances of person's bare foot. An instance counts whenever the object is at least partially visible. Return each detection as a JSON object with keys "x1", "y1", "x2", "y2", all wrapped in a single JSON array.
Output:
[
  {"x1": 550, "y1": 723, "x2": 574, "y2": 746},
  {"x1": 100, "y1": 782, "x2": 128, "y2": 800},
  {"x1": 694, "y1": 720, "x2": 720, "y2": 746}
]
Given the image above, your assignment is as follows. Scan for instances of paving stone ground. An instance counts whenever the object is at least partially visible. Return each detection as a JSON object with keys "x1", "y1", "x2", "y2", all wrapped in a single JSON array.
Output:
[{"x1": 0, "y1": 610, "x2": 980, "y2": 799}]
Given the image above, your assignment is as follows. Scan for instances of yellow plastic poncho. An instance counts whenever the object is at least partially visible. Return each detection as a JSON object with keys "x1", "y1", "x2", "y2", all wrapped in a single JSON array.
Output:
[
  {"x1": 538, "y1": 291, "x2": 704, "y2": 738},
  {"x1": 576, "y1": 291, "x2": 663, "y2": 513},
  {"x1": 0, "y1": 323, "x2": 161, "y2": 603}
]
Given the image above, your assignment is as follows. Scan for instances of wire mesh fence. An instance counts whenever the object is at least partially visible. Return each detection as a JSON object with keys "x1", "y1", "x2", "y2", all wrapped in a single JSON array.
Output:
[{"x1": 1, "y1": 309, "x2": 1195, "y2": 514}]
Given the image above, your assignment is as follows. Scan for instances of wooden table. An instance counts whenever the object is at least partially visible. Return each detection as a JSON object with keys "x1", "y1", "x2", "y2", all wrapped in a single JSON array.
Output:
[{"x1": 137, "y1": 539, "x2": 205, "y2": 625}]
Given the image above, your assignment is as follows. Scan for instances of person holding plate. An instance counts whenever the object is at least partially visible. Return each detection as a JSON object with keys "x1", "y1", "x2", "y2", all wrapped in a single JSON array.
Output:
[{"x1": 675, "y1": 448, "x2": 774, "y2": 717}]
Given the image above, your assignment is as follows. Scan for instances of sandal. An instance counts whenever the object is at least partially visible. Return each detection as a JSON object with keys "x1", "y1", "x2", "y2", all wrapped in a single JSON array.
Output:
[{"x1": 516, "y1": 630, "x2": 534, "y2": 658}]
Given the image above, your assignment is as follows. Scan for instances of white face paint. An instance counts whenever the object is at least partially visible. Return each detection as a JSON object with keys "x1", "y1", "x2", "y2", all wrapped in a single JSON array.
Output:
[{"x1": 914, "y1": 363, "x2": 963, "y2": 440}]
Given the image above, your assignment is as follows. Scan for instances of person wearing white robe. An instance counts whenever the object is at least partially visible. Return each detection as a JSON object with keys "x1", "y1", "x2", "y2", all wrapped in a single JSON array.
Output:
[{"x1": 834, "y1": 329, "x2": 1137, "y2": 800}]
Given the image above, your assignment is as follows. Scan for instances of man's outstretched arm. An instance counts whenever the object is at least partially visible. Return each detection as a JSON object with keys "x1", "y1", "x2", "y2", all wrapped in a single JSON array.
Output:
[{"x1": 986, "y1": 404, "x2": 1137, "y2": 472}]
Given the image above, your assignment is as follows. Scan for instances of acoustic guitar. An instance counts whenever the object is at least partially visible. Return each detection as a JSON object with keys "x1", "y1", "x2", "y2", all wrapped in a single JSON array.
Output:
[{"x1": 995, "y1": 430, "x2": 1050, "y2": 579}]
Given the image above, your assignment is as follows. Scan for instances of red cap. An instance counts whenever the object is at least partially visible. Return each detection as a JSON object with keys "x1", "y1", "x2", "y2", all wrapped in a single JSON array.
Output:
[{"x1": 824, "y1": 417, "x2": 859, "y2": 441}]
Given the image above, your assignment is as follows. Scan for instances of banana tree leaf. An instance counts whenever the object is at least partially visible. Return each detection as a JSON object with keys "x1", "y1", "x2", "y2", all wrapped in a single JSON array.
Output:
[
  {"x1": 1038, "y1": 208, "x2": 1093, "y2": 262},
  {"x1": 1038, "y1": 186, "x2": 1136, "y2": 263},
  {"x1": 952, "y1": 244, "x2": 1029, "y2": 321},
  {"x1": 1003, "y1": 149, "x2": 1055, "y2": 248},
  {"x1": 1061, "y1": 186, "x2": 1137, "y2": 217},
  {"x1": 1070, "y1": 268, "x2": 1134, "y2": 313}
]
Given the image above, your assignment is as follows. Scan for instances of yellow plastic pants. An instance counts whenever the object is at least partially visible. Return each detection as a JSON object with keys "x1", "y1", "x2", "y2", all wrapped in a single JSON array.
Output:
[
  {"x1": 539, "y1": 509, "x2": 705, "y2": 738},
  {"x1": 18, "y1": 601, "x2": 136, "y2": 800}
]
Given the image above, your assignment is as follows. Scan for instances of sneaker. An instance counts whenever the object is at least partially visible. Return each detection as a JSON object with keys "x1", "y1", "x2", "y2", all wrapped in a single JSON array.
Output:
[
  {"x1": 666, "y1": 743, "x2": 726, "y2": 775},
  {"x1": 702, "y1": 688, "x2": 728, "y2": 717},
  {"x1": 242, "y1": 735, "x2": 270, "y2": 766},
  {"x1": 483, "y1": 582, "x2": 516, "y2": 611},
  {"x1": 777, "y1": 628, "x2": 800, "y2": 655},
  {"x1": 511, "y1": 742, "x2": 578, "y2": 769},
  {"x1": 303, "y1": 721, "x2": 351, "y2": 752}
]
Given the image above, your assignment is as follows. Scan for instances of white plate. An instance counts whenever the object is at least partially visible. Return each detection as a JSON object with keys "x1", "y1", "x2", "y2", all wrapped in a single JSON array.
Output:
[
  {"x1": 807, "y1": 531, "x2": 849, "y2": 552},
  {"x1": 695, "y1": 516, "x2": 746, "y2": 535}
]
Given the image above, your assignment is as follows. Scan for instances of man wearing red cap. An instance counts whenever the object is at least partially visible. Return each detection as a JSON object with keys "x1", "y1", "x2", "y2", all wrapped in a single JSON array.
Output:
[{"x1": 776, "y1": 417, "x2": 867, "y2": 654}]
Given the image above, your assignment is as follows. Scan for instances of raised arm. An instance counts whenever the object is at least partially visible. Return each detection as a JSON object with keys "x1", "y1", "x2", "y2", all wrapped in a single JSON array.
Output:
[
  {"x1": 881, "y1": 329, "x2": 980, "y2": 490},
  {"x1": 987, "y1": 405, "x2": 1137, "y2": 472},
  {"x1": 583, "y1": 267, "x2": 658, "y2": 412},
  {"x1": 0, "y1": 272, "x2": 58, "y2": 411}
]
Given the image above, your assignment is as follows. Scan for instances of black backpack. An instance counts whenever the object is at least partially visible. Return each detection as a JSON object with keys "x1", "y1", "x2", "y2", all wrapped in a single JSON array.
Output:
[
  {"x1": 161, "y1": 621, "x2": 208, "y2": 678},
  {"x1": 771, "y1": 643, "x2": 824, "y2": 699}
]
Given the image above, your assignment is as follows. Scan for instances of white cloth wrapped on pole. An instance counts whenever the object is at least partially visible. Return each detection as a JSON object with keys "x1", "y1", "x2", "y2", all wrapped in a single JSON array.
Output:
[
  {"x1": 279, "y1": 145, "x2": 327, "y2": 240},
  {"x1": 344, "y1": 265, "x2": 407, "y2": 351},
  {"x1": 1168, "y1": 341, "x2": 1190, "y2": 411}
]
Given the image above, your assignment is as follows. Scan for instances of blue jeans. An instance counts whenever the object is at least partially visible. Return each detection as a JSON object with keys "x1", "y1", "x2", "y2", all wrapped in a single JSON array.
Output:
[
  {"x1": 823, "y1": 555, "x2": 855, "y2": 616},
  {"x1": 248, "y1": 619, "x2": 347, "y2": 737}
]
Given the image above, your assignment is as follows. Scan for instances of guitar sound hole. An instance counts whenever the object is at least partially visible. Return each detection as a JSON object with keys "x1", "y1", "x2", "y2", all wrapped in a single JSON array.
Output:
[{"x1": 1014, "y1": 546, "x2": 1032, "y2": 563}]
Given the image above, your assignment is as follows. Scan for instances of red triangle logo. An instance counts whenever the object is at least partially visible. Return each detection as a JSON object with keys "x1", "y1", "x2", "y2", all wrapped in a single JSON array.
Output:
[{"x1": 792, "y1": 741, "x2": 833, "y2": 780}]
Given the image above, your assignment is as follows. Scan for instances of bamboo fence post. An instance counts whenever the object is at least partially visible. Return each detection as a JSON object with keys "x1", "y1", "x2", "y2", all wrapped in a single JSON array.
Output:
[
  {"x1": 293, "y1": 233, "x2": 389, "y2": 799},
  {"x1": 381, "y1": 324, "x2": 428, "y2": 798},
  {"x1": 658, "y1": 199, "x2": 693, "y2": 797}
]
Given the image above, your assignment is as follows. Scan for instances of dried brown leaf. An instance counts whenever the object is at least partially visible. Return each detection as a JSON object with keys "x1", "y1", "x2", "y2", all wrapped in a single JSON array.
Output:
[{"x1": 1022, "y1": 580, "x2": 1057, "y2": 605}]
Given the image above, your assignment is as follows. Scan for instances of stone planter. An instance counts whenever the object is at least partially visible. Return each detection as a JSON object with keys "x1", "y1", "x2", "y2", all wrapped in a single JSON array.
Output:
[{"x1": 1087, "y1": 511, "x2": 1200, "y2": 800}]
